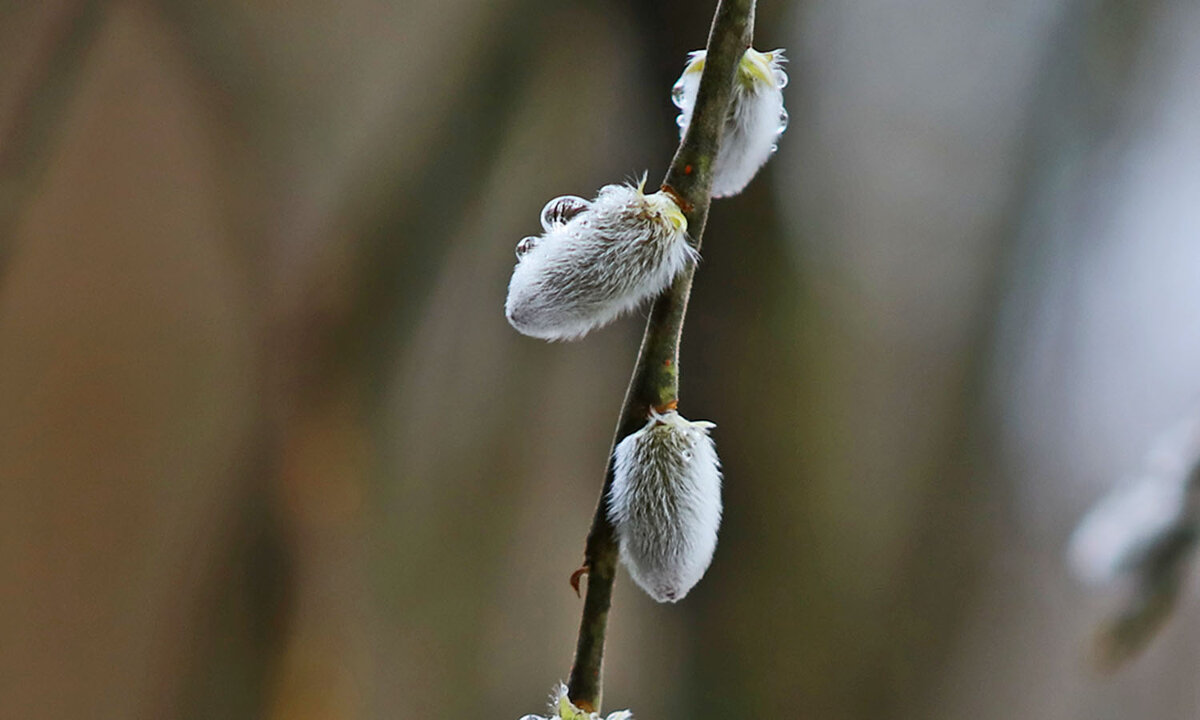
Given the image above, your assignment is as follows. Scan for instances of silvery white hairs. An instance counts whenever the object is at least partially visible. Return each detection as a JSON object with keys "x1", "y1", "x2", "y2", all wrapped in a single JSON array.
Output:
[
  {"x1": 673, "y1": 47, "x2": 788, "y2": 198},
  {"x1": 505, "y1": 180, "x2": 695, "y2": 341},
  {"x1": 608, "y1": 409, "x2": 722, "y2": 603},
  {"x1": 518, "y1": 683, "x2": 632, "y2": 720}
]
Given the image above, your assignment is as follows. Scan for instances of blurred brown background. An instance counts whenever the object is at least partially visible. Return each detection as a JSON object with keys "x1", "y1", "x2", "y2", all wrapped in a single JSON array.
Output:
[{"x1": 2, "y1": 1, "x2": 1200, "y2": 718}]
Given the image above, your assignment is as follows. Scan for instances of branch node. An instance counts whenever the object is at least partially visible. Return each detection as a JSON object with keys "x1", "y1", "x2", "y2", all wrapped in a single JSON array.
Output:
[
  {"x1": 653, "y1": 400, "x2": 679, "y2": 414},
  {"x1": 659, "y1": 183, "x2": 693, "y2": 214}
]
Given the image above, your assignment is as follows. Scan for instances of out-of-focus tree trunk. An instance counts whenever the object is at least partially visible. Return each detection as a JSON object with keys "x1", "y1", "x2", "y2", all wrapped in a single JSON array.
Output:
[{"x1": 0, "y1": 4, "x2": 260, "y2": 717}]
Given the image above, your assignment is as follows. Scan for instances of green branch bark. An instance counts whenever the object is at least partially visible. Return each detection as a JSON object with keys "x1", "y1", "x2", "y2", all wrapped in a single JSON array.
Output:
[{"x1": 565, "y1": 0, "x2": 755, "y2": 711}]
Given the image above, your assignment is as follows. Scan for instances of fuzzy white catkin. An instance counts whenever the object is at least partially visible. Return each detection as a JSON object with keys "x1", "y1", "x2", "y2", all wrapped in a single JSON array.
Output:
[
  {"x1": 608, "y1": 409, "x2": 722, "y2": 603},
  {"x1": 505, "y1": 181, "x2": 694, "y2": 341},
  {"x1": 673, "y1": 47, "x2": 788, "y2": 198},
  {"x1": 518, "y1": 683, "x2": 633, "y2": 720}
]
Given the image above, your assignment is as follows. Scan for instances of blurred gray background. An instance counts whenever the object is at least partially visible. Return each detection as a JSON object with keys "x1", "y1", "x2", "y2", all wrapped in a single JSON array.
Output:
[{"x1": 2, "y1": 0, "x2": 1200, "y2": 718}]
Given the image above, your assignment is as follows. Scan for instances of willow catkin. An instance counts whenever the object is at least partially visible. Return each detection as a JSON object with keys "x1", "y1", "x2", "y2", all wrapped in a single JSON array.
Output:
[
  {"x1": 505, "y1": 180, "x2": 694, "y2": 341},
  {"x1": 608, "y1": 409, "x2": 722, "y2": 603},
  {"x1": 673, "y1": 47, "x2": 788, "y2": 198}
]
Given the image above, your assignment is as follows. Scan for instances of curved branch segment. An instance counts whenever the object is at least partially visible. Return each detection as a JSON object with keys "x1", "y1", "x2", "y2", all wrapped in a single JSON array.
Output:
[{"x1": 565, "y1": 0, "x2": 756, "y2": 711}]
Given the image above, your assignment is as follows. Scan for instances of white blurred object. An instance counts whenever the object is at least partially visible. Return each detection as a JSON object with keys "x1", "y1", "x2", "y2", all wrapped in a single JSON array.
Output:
[
  {"x1": 1067, "y1": 472, "x2": 1192, "y2": 587},
  {"x1": 1069, "y1": 414, "x2": 1200, "y2": 586},
  {"x1": 1066, "y1": 414, "x2": 1200, "y2": 667}
]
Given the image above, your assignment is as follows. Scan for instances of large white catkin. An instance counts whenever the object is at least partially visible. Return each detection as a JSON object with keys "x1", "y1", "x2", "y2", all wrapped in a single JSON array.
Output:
[
  {"x1": 673, "y1": 47, "x2": 788, "y2": 198},
  {"x1": 608, "y1": 409, "x2": 722, "y2": 603},
  {"x1": 505, "y1": 182, "x2": 694, "y2": 341}
]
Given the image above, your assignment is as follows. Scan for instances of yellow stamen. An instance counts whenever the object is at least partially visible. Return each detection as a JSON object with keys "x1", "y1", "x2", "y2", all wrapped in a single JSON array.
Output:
[{"x1": 739, "y1": 48, "x2": 774, "y2": 87}]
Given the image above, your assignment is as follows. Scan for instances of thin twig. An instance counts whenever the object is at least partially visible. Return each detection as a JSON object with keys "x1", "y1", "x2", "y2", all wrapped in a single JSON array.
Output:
[{"x1": 565, "y1": 0, "x2": 755, "y2": 711}]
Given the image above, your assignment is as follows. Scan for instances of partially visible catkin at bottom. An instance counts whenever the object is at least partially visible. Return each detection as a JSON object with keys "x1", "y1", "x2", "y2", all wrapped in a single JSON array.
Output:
[
  {"x1": 608, "y1": 410, "x2": 722, "y2": 603},
  {"x1": 518, "y1": 683, "x2": 633, "y2": 720}
]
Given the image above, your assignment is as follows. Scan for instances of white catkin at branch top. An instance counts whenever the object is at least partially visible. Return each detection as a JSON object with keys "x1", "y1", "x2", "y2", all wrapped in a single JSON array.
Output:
[
  {"x1": 608, "y1": 409, "x2": 722, "y2": 603},
  {"x1": 505, "y1": 179, "x2": 695, "y2": 341},
  {"x1": 673, "y1": 47, "x2": 788, "y2": 198},
  {"x1": 518, "y1": 683, "x2": 633, "y2": 720}
]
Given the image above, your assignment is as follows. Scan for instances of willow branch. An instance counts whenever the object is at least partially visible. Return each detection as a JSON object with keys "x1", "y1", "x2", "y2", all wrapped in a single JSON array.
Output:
[{"x1": 565, "y1": 0, "x2": 755, "y2": 711}]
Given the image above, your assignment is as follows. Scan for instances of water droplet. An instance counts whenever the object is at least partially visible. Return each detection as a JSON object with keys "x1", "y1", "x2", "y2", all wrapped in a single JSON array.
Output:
[
  {"x1": 676, "y1": 114, "x2": 688, "y2": 129},
  {"x1": 776, "y1": 107, "x2": 789, "y2": 135},
  {"x1": 770, "y1": 144, "x2": 778, "y2": 154},
  {"x1": 775, "y1": 69, "x2": 789, "y2": 89},
  {"x1": 671, "y1": 79, "x2": 687, "y2": 109},
  {"x1": 540, "y1": 195, "x2": 589, "y2": 231},
  {"x1": 515, "y1": 236, "x2": 538, "y2": 259}
]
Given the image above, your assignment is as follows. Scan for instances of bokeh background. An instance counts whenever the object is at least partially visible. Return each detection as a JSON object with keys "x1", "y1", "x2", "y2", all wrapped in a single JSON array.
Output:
[{"x1": 3, "y1": 0, "x2": 1200, "y2": 718}]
